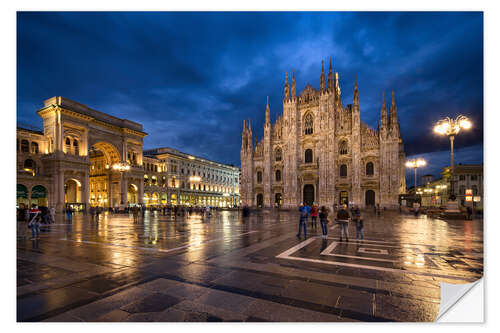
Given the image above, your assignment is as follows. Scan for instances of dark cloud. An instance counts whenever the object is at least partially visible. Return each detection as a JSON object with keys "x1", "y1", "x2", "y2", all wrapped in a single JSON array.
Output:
[{"x1": 17, "y1": 11, "x2": 483, "y2": 177}]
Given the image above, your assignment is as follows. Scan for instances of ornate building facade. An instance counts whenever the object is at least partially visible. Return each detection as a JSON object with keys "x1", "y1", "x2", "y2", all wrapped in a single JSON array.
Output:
[
  {"x1": 240, "y1": 60, "x2": 406, "y2": 209},
  {"x1": 17, "y1": 96, "x2": 239, "y2": 212}
]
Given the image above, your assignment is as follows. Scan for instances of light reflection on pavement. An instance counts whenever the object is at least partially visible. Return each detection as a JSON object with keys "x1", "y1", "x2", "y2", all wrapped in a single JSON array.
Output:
[{"x1": 17, "y1": 209, "x2": 483, "y2": 322}]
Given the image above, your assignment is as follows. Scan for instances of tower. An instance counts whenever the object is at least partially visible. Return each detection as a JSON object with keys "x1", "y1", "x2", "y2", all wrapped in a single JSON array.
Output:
[
  {"x1": 351, "y1": 75, "x2": 362, "y2": 206},
  {"x1": 263, "y1": 97, "x2": 272, "y2": 207}
]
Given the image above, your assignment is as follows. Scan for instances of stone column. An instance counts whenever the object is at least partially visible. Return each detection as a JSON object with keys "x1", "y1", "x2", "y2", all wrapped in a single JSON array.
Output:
[
  {"x1": 83, "y1": 172, "x2": 90, "y2": 213},
  {"x1": 56, "y1": 171, "x2": 65, "y2": 213},
  {"x1": 139, "y1": 177, "x2": 144, "y2": 204},
  {"x1": 121, "y1": 173, "x2": 128, "y2": 205}
]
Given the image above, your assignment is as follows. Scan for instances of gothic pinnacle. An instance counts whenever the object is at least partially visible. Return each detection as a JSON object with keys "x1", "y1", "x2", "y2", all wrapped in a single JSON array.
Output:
[
  {"x1": 291, "y1": 69, "x2": 296, "y2": 99},
  {"x1": 320, "y1": 60, "x2": 326, "y2": 92},
  {"x1": 265, "y1": 96, "x2": 270, "y2": 124}
]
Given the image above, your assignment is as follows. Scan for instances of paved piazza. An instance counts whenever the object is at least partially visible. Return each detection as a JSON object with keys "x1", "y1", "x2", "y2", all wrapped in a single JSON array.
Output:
[{"x1": 17, "y1": 210, "x2": 483, "y2": 322}]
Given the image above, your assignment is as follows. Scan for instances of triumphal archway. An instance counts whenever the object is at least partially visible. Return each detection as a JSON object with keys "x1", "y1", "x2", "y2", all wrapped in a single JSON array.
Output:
[{"x1": 37, "y1": 97, "x2": 147, "y2": 212}]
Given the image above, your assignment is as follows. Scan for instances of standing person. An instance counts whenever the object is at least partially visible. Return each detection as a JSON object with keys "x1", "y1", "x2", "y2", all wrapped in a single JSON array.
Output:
[
  {"x1": 310, "y1": 203, "x2": 319, "y2": 228},
  {"x1": 66, "y1": 206, "x2": 73, "y2": 222},
  {"x1": 96, "y1": 206, "x2": 101, "y2": 221},
  {"x1": 353, "y1": 206, "x2": 364, "y2": 240},
  {"x1": 297, "y1": 203, "x2": 311, "y2": 239},
  {"x1": 49, "y1": 206, "x2": 56, "y2": 224},
  {"x1": 336, "y1": 204, "x2": 350, "y2": 242},
  {"x1": 319, "y1": 206, "x2": 329, "y2": 238},
  {"x1": 28, "y1": 204, "x2": 41, "y2": 240}
]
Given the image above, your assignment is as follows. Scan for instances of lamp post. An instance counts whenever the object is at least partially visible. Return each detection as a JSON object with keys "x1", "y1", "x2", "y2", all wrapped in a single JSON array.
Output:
[
  {"x1": 113, "y1": 162, "x2": 131, "y2": 205},
  {"x1": 406, "y1": 158, "x2": 427, "y2": 190},
  {"x1": 433, "y1": 115, "x2": 472, "y2": 199}
]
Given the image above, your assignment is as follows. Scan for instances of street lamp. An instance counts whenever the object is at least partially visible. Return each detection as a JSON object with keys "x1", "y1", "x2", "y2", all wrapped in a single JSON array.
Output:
[
  {"x1": 112, "y1": 162, "x2": 131, "y2": 205},
  {"x1": 406, "y1": 158, "x2": 426, "y2": 190},
  {"x1": 433, "y1": 115, "x2": 472, "y2": 198}
]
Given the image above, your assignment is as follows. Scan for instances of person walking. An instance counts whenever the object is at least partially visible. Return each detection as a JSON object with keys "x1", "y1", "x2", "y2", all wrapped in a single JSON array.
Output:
[
  {"x1": 310, "y1": 203, "x2": 319, "y2": 229},
  {"x1": 28, "y1": 204, "x2": 41, "y2": 240},
  {"x1": 319, "y1": 206, "x2": 330, "y2": 238},
  {"x1": 352, "y1": 206, "x2": 364, "y2": 240},
  {"x1": 297, "y1": 203, "x2": 311, "y2": 239},
  {"x1": 336, "y1": 204, "x2": 350, "y2": 242},
  {"x1": 66, "y1": 206, "x2": 73, "y2": 222}
]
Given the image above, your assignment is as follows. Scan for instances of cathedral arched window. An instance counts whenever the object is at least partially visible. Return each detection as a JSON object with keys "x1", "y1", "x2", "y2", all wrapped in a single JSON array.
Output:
[
  {"x1": 340, "y1": 164, "x2": 347, "y2": 178},
  {"x1": 305, "y1": 149, "x2": 313, "y2": 164},
  {"x1": 366, "y1": 162, "x2": 374, "y2": 176},
  {"x1": 275, "y1": 148, "x2": 282, "y2": 161},
  {"x1": 275, "y1": 169, "x2": 281, "y2": 182},
  {"x1": 339, "y1": 140, "x2": 348, "y2": 155},
  {"x1": 257, "y1": 171, "x2": 263, "y2": 183},
  {"x1": 304, "y1": 113, "x2": 314, "y2": 135}
]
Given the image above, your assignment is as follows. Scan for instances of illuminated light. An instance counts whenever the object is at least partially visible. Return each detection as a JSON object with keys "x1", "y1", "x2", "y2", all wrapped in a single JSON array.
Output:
[
  {"x1": 188, "y1": 156, "x2": 195, "y2": 160},
  {"x1": 404, "y1": 261, "x2": 412, "y2": 265},
  {"x1": 465, "y1": 196, "x2": 473, "y2": 202},
  {"x1": 473, "y1": 196, "x2": 481, "y2": 202}
]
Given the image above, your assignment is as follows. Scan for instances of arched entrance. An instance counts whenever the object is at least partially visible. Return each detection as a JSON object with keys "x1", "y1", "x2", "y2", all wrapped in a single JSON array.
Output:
[
  {"x1": 65, "y1": 179, "x2": 81, "y2": 203},
  {"x1": 89, "y1": 142, "x2": 121, "y2": 208},
  {"x1": 31, "y1": 185, "x2": 48, "y2": 207},
  {"x1": 365, "y1": 190, "x2": 376, "y2": 206},
  {"x1": 274, "y1": 193, "x2": 282, "y2": 207},
  {"x1": 127, "y1": 184, "x2": 138, "y2": 204},
  {"x1": 256, "y1": 193, "x2": 263, "y2": 207},
  {"x1": 144, "y1": 192, "x2": 151, "y2": 206},
  {"x1": 303, "y1": 185, "x2": 314, "y2": 206},
  {"x1": 171, "y1": 194, "x2": 177, "y2": 206},
  {"x1": 161, "y1": 193, "x2": 167, "y2": 205},
  {"x1": 17, "y1": 184, "x2": 28, "y2": 208},
  {"x1": 152, "y1": 192, "x2": 159, "y2": 206},
  {"x1": 339, "y1": 191, "x2": 348, "y2": 205}
]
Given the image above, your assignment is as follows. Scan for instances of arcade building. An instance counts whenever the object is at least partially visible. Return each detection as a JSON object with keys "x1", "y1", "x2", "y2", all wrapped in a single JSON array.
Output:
[{"x1": 16, "y1": 97, "x2": 240, "y2": 212}]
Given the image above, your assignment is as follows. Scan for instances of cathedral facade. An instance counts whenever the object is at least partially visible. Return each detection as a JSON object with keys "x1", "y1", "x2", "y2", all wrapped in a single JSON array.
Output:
[{"x1": 240, "y1": 59, "x2": 406, "y2": 209}]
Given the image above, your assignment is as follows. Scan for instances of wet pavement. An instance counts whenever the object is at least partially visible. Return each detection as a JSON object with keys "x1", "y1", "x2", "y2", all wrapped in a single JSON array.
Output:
[{"x1": 16, "y1": 209, "x2": 483, "y2": 322}]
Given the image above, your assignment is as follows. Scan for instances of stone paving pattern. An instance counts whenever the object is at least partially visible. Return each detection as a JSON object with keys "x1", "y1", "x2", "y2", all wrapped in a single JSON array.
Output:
[{"x1": 16, "y1": 210, "x2": 483, "y2": 322}]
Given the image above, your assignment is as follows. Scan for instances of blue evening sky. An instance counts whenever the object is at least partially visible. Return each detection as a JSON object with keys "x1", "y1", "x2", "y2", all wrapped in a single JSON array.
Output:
[{"x1": 17, "y1": 12, "x2": 483, "y2": 185}]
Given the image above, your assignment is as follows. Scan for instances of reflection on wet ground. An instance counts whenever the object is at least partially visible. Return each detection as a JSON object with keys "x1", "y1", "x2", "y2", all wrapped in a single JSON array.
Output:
[{"x1": 17, "y1": 209, "x2": 483, "y2": 322}]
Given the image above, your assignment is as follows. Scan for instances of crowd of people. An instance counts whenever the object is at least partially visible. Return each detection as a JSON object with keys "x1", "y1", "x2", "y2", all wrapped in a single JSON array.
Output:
[{"x1": 297, "y1": 202, "x2": 364, "y2": 241}]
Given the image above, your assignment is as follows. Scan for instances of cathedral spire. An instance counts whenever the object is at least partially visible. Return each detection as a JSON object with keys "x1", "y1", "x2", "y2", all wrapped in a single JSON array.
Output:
[
  {"x1": 320, "y1": 60, "x2": 326, "y2": 92},
  {"x1": 380, "y1": 91, "x2": 388, "y2": 129},
  {"x1": 389, "y1": 90, "x2": 398, "y2": 125},
  {"x1": 291, "y1": 69, "x2": 296, "y2": 99},
  {"x1": 353, "y1": 74, "x2": 359, "y2": 106},
  {"x1": 265, "y1": 96, "x2": 270, "y2": 125},
  {"x1": 328, "y1": 57, "x2": 333, "y2": 92},
  {"x1": 284, "y1": 72, "x2": 290, "y2": 101}
]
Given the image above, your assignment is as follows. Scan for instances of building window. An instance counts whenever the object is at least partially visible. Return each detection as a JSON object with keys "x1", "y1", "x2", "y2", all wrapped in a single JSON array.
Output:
[
  {"x1": 21, "y1": 140, "x2": 29, "y2": 153},
  {"x1": 305, "y1": 149, "x2": 313, "y2": 163},
  {"x1": 24, "y1": 159, "x2": 36, "y2": 175},
  {"x1": 257, "y1": 171, "x2": 262, "y2": 183},
  {"x1": 366, "y1": 162, "x2": 374, "y2": 176},
  {"x1": 339, "y1": 140, "x2": 348, "y2": 155},
  {"x1": 30, "y1": 142, "x2": 39, "y2": 154},
  {"x1": 65, "y1": 137, "x2": 71, "y2": 152},
  {"x1": 275, "y1": 148, "x2": 282, "y2": 161},
  {"x1": 275, "y1": 169, "x2": 281, "y2": 182},
  {"x1": 471, "y1": 175, "x2": 478, "y2": 181},
  {"x1": 459, "y1": 185, "x2": 466, "y2": 195},
  {"x1": 73, "y1": 139, "x2": 79, "y2": 155},
  {"x1": 304, "y1": 113, "x2": 313, "y2": 135},
  {"x1": 459, "y1": 175, "x2": 466, "y2": 181},
  {"x1": 340, "y1": 164, "x2": 347, "y2": 178},
  {"x1": 472, "y1": 185, "x2": 478, "y2": 195}
]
